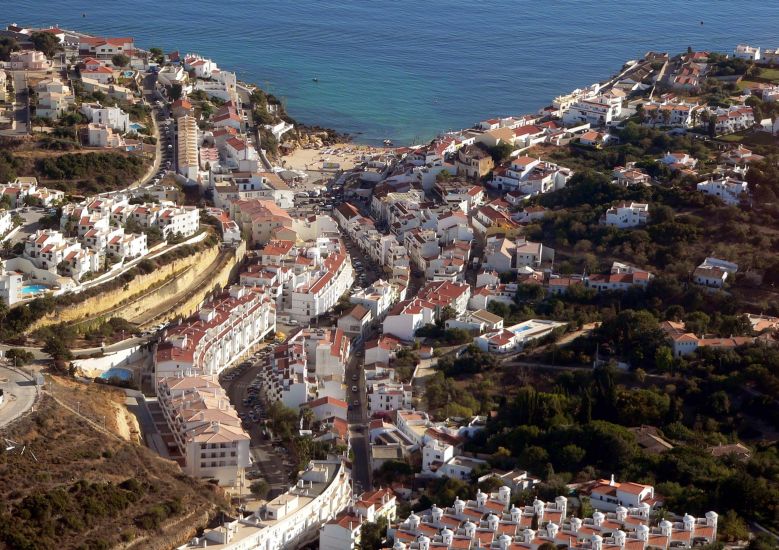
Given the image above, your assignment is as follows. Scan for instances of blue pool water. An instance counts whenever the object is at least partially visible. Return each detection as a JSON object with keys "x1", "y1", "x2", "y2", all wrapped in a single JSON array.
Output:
[
  {"x1": 122, "y1": 70, "x2": 135, "y2": 78},
  {"x1": 5, "y1": 1, "x2": 779, "y2": 144},
  {"x1": 100, "y1": 368, "x2": 133, "y2": 382},
  {"x1": 21, "y1": 284, "x2": 48, "y2": 295},
  {"x1": 129, "y1": 122, "x2": 145, "y2": 131}
]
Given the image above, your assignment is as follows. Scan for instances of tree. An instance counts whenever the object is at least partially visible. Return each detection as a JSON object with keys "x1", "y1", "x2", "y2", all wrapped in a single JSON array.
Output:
[
  {"x1": 487, "y1": 142, "x2": 514, "y2": 164},
  {"x1": 719, "y1": 510, "x2": 749, "y2": 542},
  {"x1": 42, "y1": 336, "x2": 73, "y2": 361},
  {"x1": 707, "y1": 115, "x2": 717, "y2": 138},
  {"x1": 0, "y1": 36, "x2": 19, "y2": 62},
  {"x1": 148, "y1": 47, "x2": 164, "y2": 64},
  {"x1": 30, "y1": 32, "x2": 62, "y2": 58},
  {"x1": 111, "y1": 54, "x2": 130, "y2": 68},
  {"x1": 170, "y1": 84, "x2": 183, "y2": 101},
  {"x1": 249, "y1": 480, "x2": 269, "y2": 499},
  {"x1": 359, "y1": 517, "x2": 389, "y2": 550},
  {"x1": 5, "y1": 348, "x2": 35, "y2": 366}
]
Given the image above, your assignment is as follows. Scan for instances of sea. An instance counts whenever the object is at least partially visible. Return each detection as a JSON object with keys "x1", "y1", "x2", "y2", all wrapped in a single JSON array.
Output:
[{"x1": 6, "y1": 0, "x2": 779, "y2": 145}]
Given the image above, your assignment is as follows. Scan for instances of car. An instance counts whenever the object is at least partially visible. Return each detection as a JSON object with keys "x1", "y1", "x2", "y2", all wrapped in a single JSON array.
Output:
[
  {"x1": 351, "y1": 385, "x2": 358, "y2": 392},
  {"x1": 352, "y1": 374, "x2": 358, "y2": 381},
  {"x1": 167, "y1": 144, "x2": 173, "y2": 150},
  {"x1": 245, "y1": 470, "x2": 263, "y2": 480},
  {"x1": 353, "y1": 400, "x2": 359, "y2": 407}
]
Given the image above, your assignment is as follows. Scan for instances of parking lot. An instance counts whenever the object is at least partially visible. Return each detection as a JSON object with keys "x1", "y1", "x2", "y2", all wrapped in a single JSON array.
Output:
[{"x1": 4, "y1": 206, "x2": 46, "y2": 246}]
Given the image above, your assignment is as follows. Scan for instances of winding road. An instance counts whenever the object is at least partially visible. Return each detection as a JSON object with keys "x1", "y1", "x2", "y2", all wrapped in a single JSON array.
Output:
[{"x1": 0, "y1": 365, "x2": 38, "y2": 429}]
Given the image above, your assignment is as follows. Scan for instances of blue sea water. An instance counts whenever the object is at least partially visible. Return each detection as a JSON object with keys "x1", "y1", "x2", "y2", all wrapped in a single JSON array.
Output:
[{"x1": 6, "y1": 1, "x2": 779, "y2": 144}]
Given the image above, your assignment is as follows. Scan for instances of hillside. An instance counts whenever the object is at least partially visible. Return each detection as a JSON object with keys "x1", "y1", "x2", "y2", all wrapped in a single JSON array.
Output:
[{"x1": 0, "y1": 377, "x2": 229, "y2": 550}]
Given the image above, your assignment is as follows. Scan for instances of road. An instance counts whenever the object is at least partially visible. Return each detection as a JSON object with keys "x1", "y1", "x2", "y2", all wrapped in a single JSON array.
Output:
[
  {"x1": 346, "y1": 346, "x2": 371, "y2": 493},
  {"x1": 0, "y1": 335, "x2": 150, "y2": 363},
  {"x1": 2, "y1": 71, "x2": 30, "y2": 136},
  {"x1": 222, "y1": 350, "x2": 291, "y2": 497},
  {"x1": 0, "y1": 364, "x2": 38, "y2": 429}
]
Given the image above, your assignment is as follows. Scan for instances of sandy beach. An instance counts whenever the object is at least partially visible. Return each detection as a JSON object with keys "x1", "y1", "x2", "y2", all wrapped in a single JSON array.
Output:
[{"x1": 280, "y1": 143, "x2": 392, "y2": 172}]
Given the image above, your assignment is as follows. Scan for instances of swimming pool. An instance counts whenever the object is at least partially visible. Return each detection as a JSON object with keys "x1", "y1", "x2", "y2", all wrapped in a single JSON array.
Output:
[
  {"x1": 21, "y1": 284, "x2": 49, "y2": 295},
  {"x1": 129, "y1": 122, "x2": 145, "y2": 132},
  {"x1": 100, "y1": 368, "x2": 133, "y2": 382},
  {"x1": 122, "y1": 70, "x2": 135, "y2": 78}
]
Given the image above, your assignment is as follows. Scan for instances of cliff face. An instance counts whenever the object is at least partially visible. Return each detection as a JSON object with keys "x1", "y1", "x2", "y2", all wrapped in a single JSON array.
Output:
[{"x1": 26, "y1": 241, "x2": 246, "y2": 331}]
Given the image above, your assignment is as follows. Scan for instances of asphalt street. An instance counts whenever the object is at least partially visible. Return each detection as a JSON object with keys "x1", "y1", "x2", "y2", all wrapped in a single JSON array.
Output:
[{"x1": 0, "y1": 365, "x2": 38, "y2": 429}]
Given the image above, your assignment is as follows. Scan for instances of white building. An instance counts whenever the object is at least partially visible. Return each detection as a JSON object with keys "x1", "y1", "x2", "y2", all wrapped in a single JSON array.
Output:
[
  {"x1": 642, "y1": 101, "x2": 701, "y2": 128},
  {"x1": 320, "y1": 488, "x2": 397, "y2": 550},
  {"x1": 367, "y1": 380, "x2": 413, "y2": 416},
  {"x1": 155, "y1": 285, "x2": 276, "y2": 380},
  {"x1": 287, "y1": 239, "x2": 355, "y2": 324},
  {"x1": 34, "y1": 78, "x2": 74, "y2": 120},
  {"x1": 23, "y1": 229, "x2": 96, "y2": 277},
  {"x1": 712, "y1": 106, "x2": 755, "y2": 135},
  {"x1": 603, "y1": 202, "x2": 649, "y2": 228},
  {"x1": 697, "y1": 176, "x2": 748, "y2": 206},
  {"x1": 692, "y1": 257, "x2": 738, "y2": 289},
  {"x1": 350, "y1": 279, "x2": 400, "y2": 320},
  {"x1": 80, "y1": 102, "x2": 130, "y2": 133},
  {"x1": 0, "y1": 209, "x2": 12, "y2": 237},
  {"x1": 475, "y1": 319, "x2": 566, "y2": 354},
  {"x1": 562, "y1": 92, "x2": 624, "y2": 127},
  {"x1": 262, "y1": 328, "x2": 350, "y2": 410},
  {"x1": 338, "y1": 304, "x2": 373, "y2": 338},
  {"x1": 0, "y1": 260, "x2": 23, "y2": 306},
  {"x1": 157, "y1": 375, "x2": 250, "y2": 487},
  {"x1": 734, "y1": 44, "x2": 761, "y2": 61},
  {"x1": 389, "y1": 486, "x2": 718, "y2": 550},
  {"x1": 178, "y1": 459, "x2": 351, "y2": 550},
  {"x1": 177, "y1": 114, "x2": 200, "y2": 183},
  {"x1": 489, "y1": 156, "x2": 572, "y2": 196},
  {"x1": 107, "y1": 231, "x2": 148, "y2": 260}
]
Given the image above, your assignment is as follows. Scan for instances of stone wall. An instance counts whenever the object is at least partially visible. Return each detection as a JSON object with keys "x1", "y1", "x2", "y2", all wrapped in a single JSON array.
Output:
[
  {"x1": 27, "y1": 244, "x2": 222, "y2": 331},
  {"x1": 137, "y1": 240, "x2": 247, "y2": 328}
]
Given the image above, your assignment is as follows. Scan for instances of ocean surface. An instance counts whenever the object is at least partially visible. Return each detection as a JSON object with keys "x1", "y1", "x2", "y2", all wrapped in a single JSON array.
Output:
[{"x1": 6, "y1": 1, "x2": 779, "y2": 145}]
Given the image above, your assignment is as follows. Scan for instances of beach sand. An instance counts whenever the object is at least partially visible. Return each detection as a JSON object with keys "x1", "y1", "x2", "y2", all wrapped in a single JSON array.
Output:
[{"x1": 280, "y1": 143, "x2": 391, "y2": 172}]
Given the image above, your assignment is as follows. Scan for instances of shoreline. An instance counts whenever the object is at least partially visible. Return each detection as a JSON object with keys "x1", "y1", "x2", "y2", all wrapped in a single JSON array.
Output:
[{"x1": 280, "y1": 142, "x2": 392, "y2": 173}]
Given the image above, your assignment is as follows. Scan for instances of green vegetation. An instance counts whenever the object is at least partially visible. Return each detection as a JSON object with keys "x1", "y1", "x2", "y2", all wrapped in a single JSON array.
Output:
[
  {"x1": 249, "y1": 480, "x2": 269, "y2": 499},
  {"x1": 0, "y1": 36, "x2": 19, "y2": 61},
  {"x1": 0, "y1": 392, "x2": 228, "y2": 549},
  {"x1": 29, "y1": 31, "x2": 62, "y2": 58},
  {"x1": 0, "y1": 478, "x2": 148, "y2": 549},
  {"x1": 36, "y1": 152, "x2": 145, "y2": 194},
  {"x1": 359, "y1": 516, "x2": 390, "y2": 550},
  {"x1": 3, "y1": 348, "x2": 35, "y2": 365},
  {"x1": 148, "y1": 47, "x2": 164, "y2": 65},
  {"x1": 111, "y1": 53, "x2": 130, "y2": 68}
]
